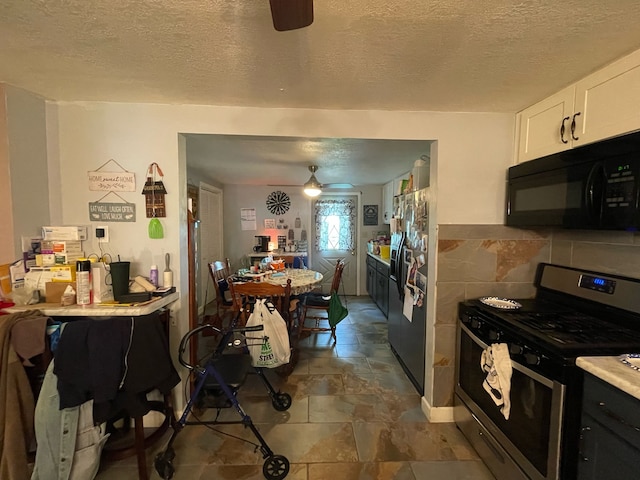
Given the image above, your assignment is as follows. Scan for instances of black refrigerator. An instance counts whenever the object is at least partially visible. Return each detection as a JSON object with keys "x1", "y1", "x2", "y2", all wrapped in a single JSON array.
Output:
[{"x1": 387, "y1": 188, "x2": 428, "y2": 395}]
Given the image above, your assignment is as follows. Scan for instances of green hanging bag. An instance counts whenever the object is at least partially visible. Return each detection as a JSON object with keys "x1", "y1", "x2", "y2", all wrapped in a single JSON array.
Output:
[{"x1": 328, "y1": 291, "x2": 348, "y2": 327}]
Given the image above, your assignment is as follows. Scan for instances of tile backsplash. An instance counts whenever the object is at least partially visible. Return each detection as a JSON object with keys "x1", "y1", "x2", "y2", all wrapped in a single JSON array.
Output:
[{"x1": 431, "y1": 224, "x2": 640, "y2": 407}]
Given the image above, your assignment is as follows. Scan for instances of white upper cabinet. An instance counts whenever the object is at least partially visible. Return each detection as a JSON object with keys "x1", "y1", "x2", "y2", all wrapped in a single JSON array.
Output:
[
  {"x1": 573, "y1": 49, "x2": 640, "y2": 148},
  {"x1": 517, "y1": 49, "x2": 640, "y2": 163},
  {"x1": 517, "y1": 87, "x2": 575, "y2": 162}
]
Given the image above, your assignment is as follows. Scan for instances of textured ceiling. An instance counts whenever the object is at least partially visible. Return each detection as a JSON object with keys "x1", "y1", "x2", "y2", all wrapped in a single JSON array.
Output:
[
  {"x1": 185, "y1": 134, "x2": 431, "y2": 187},
  {"x1": 3, "y1": 1, "x2": 640, "y2": 186},
  {"x1": 3, "y1": 0, "x2": 640, "y2": 112}
]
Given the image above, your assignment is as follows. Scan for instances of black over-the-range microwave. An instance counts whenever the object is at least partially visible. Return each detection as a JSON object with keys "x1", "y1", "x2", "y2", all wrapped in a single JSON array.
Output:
[{"x1": 507, "y1": 130, "x2": 640, "y2": 230}]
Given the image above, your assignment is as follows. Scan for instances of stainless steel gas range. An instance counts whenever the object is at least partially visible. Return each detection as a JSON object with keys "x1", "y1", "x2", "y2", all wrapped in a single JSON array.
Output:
[{"x1": 454, "y1": 263, "x2": 640, "y2": 480}]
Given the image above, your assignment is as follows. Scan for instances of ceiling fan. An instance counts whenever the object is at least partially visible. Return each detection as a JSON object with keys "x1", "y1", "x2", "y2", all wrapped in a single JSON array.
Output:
[
  {"x1": 269, "y1": 165, "x2": 354, "y2": 197},
  {"x1": 269, "y1": 0, "x2": 314, "y2": 31}
]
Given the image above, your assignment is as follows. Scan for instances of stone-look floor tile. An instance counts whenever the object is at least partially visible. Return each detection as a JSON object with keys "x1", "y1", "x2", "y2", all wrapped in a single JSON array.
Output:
[
  {"x1": 353, "y1": 422, "x2": 457, "y2": 462},
  {"x1": 280, "y1": 373, "x2": 346, "y2": 396},
  {"x1": 307, "y1": 356, "x2": 373, "y2": 375},
  {"x1": 200, "y1": 462, "x2": 307, "y2": 480},
  {"x1": 308, "y1": 394, "x2": 392, "y2": 423},
  {"x1": 366, "y1": 356, "x2": 406, "y2": 373},
  {"x1": 428, "y1": 423, "x2": 482, "y2": 461},
  {"x1": 410, "y1": 460, "x2": 495, "y2": 479},
  {"x1": 241, "y1": 371, "x2": 345, "y2": 397},
  {"x1": 308, "y1": 461, "x2": 416, "y2": 480},
  {"x1": 342, "y1": 372, "x2": 417, "y2": 395},
  {"x1": 335, "y1": 343, "x2": 393, "y2": 358},
  {"x1": 204, "y1": 394, "x2": 309, "y2": 424},
  {"x1": 380, "y1": 394, "x2": 427, "y2": 422},
  {"x1": 164, "y1": 424, "x2": 266, "y2": 466},
  {"x1": 264, "y1": 423, "x2": 359, "y2": 463},
  {"x1": 297, "y1": 344, "x2": 339, "y2": 358},
  {"x1": 98, "y1": 296, "x2": 494, "y2": 479},
  {"x1": 97, "y1": 464, "x2": 205, "y2": 480},
  {"x1": 357, "y1": 333, "x2": 389, "y2": 344},
  {"x1": 348, "y1": 322, "x2": 388, "y2": 335},
  {"x1": 298, "y1": 331, "x2": 360, "y2": 346},
  {"x1": 289, "y1": 356, "x2": 310, "y2": 374}
]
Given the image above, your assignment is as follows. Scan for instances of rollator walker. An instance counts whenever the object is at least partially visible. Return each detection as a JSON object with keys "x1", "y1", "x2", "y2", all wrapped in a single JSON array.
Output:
[{"x1": 154, "y1": 307, "x2": 292, "y2": 480}]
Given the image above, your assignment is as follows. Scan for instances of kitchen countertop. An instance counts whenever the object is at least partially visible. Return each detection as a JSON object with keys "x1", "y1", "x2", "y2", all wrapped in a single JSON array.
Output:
[
  {"x1": 577, "y1": 355, "x2": 640, "y2": 400},
  {"x1": 367, "y1": 252, "x2": 391, "y2": 267},
  {"x1": 1, "y1": 291, "x2": 179, "y2": 317}
]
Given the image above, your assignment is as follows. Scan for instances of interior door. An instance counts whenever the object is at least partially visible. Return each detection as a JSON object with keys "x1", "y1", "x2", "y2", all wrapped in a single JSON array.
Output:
[
  {"x1": 198, "y1": 184, "x2": 223, "y2": 310},
  {"x1": 310, "y1": 194, "x2": 358, "y2": 295}
]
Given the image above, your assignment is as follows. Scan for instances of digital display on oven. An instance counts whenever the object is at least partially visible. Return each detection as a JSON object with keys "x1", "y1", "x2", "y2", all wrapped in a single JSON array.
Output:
[{"x1": 578, "y1": 274, "x2": 616, "y2": 294}]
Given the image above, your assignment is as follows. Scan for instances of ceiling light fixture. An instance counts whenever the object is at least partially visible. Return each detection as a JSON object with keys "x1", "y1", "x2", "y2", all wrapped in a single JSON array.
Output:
[{"x1": 303, "y1": 165, "x2": 322, "y2": 197}]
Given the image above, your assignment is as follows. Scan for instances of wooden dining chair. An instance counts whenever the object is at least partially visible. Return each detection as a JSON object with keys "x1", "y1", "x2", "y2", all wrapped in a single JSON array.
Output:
[
  {"x1": 227, "y1": 277, "x2": 293, "y2": 330},
  {"x1": 297, "y1": 259, "x2": 346, "y2": 342},
  {"x1": 206, "y1": 259, "x2": 234, "y2": 327},
  {"x1": 274, "y1": 255, "x2": 304, "y2": 269},
  {"x1": 228, "y1": 277, "x2": 299, "y2": 377}
]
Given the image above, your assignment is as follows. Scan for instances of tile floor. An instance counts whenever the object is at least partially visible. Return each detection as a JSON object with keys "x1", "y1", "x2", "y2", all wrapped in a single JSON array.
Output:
[{"x1": 96, "y1": 296, "x2": 494, "y2": 480}]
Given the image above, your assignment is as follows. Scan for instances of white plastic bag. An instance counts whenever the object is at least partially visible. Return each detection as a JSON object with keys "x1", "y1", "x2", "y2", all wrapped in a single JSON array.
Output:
[{"x1": 245, "y1": 298, "x2": 291, "y2": 368}]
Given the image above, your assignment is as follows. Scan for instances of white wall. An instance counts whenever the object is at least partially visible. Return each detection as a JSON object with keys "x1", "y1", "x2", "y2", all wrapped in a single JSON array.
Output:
[
  {"x1": 48, "y1": 102, "x2": 514, "y2": 408},
  {"x1": 222, "y1": 183, "x2": 385, "y2": 294},
  {"x1": 0, "y1": 85, "x2": 50, "y2": 262},
  {"x1": 0, "y1": 85, "x2": 14, "y2": 264}
]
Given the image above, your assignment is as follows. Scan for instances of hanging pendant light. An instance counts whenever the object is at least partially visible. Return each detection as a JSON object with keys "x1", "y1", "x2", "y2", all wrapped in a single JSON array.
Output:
[{"x1": 303, "y1": 165, "x2": 322, "y2": 197}]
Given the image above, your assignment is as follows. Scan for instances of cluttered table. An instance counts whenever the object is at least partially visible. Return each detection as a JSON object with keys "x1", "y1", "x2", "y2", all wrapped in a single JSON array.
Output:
[
  {"x1": 1, "y1": 291, "x2": 179, "y2": 317},
  {"x1": 238, "y1": 269, "x2": 322, "y2": 296}
]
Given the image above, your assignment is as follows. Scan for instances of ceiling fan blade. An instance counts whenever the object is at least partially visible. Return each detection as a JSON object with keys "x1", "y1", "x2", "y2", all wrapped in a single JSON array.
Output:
[
  {"x1": 269, "y1": 0, "x2": 314, "y2": 31},
  {"x1": 324, "y1": 183, "x2": 354, "y2": 189}
]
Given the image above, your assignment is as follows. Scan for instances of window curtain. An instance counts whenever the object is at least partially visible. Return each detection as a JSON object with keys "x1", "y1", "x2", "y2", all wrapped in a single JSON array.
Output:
[{"x1": 314, "y1": 199, "x2": 356, "y2": 252}]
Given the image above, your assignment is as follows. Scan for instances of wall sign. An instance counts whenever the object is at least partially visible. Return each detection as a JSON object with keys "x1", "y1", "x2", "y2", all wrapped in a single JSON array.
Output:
[
  {"x1": 363, "y1": 204, "x2": 379, "y2": 225},
  {"x1": 89, "y1": 193, "x2": 136, "y2": 222},
  {"x1": 88, "y1": 159, "x2": 136, "y2": 192},
  {"x1": 142, "y1": 163, "x2": 167, "y2": 218}
]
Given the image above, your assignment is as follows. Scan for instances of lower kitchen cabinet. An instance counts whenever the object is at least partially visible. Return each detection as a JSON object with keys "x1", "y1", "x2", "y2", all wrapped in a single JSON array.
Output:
[
  {"x1": 578, "y1": 373, "x2": 640, "y2": 479},
  {"x1": 366, "y1": 254, "x2": 389, "y2": 317}
]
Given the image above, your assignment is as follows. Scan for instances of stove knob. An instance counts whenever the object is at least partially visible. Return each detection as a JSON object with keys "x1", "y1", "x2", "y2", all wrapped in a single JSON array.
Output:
[
  {"x1": 509, "y1": 344, "x2": 524, "y2": 355},
  {"x1": 488, "y1": 330, "x2": 500, "y2": 341},
  {"x1": 524, "y1": 352, "x2": 541, "y2": 365},
  {"x1": 471, "y1": 318, "x2": 482, "y2": 329}
]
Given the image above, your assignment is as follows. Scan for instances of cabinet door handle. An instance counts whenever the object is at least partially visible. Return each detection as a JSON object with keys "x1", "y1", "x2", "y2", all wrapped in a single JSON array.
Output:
[
  {"x1": 560, "y1": 116, "x2": 570, "y2": 144},
  {"x1": 598, "y1": 401, "x2": 640, "y2": 431},
  {"x1": 571, "y1": 112, "x2": 581, "y2": 141},
  {"x1": 579, "y1": 425, "x2": 591, "y2": 461}
]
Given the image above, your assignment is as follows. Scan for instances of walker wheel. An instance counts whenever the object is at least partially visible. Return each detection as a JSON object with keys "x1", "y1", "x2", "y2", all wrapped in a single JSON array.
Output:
[
  {"x1": 263, "y1": 454, "x2": 290, "y2": 480},
  {"x1": 272, "y1": 392, "x2": 292, "y2": 411},
  {"x1": 154, "y1": 450, "x2": 175, "y2": 480}
]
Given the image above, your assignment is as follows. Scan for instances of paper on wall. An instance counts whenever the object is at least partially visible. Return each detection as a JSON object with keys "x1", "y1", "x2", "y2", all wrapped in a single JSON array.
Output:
[{"x1": 403, "y1": 286, "x2": 414, "y2": 322}]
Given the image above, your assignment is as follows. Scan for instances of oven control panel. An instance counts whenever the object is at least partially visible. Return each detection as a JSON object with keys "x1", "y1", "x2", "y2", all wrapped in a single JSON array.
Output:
[{"x1": 578, "y1": 274, "x2": 616, "y2": 294}]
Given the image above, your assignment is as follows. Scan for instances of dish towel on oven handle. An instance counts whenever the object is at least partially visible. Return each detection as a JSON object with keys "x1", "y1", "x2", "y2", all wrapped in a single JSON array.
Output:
[{"x1": 481, "y1": 343, "x2": 513, "y2": 420}]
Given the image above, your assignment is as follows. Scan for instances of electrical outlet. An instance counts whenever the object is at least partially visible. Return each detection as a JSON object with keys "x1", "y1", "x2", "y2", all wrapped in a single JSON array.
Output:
[{"x1": 96, "y1": 226, "x2": 109, "y2": 243}]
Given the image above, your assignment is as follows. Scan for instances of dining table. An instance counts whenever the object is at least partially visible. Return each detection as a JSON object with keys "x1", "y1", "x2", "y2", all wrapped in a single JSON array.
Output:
[{"x1": 263, "y1": 268, "x2": 323, "y2": 296}]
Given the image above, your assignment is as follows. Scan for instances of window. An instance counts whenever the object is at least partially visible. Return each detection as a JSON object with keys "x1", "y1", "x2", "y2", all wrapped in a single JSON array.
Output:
[{"x1": 314, "y1": 199, "x2": 356, "y2": 251}]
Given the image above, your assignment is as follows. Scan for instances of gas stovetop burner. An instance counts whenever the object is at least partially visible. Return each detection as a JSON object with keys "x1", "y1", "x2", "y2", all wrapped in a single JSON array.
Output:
[
  {"x1": 511, "y1": 311, "x2": 640, "y2": 345},
  {"x1": 463, "y1": 264, "x2": 640, "y2": 356}
]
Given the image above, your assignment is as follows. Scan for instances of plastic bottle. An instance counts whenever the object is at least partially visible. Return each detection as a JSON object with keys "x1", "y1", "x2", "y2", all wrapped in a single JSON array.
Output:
[
  {"x1": 149, "y1": 265, "x2": 159, "y2": 287},
  {"x1": 76, "y1": 259, "x2": 92, "y2": 305}
]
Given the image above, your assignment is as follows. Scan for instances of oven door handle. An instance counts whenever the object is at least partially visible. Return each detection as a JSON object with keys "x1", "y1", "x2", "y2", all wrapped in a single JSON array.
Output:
[{"x1": 459, "y1": 322, "x2": 555, "y2": 389}]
